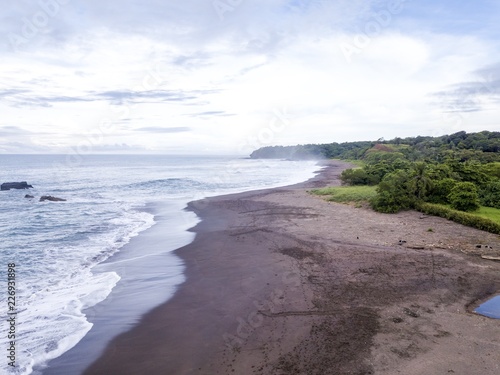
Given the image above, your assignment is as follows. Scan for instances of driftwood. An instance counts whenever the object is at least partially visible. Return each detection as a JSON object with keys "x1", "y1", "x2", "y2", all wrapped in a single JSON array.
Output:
[{"x1": 481, "y1": 255, "x2": 500, "y2": 261}]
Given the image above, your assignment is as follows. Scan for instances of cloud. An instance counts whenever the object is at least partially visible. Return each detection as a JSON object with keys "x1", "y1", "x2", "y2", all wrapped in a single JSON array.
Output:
[
  {"x1": 0, "y1": 88, "x2": 212, "y2": 108},
  {"x1": 186, "y1": 111, "x2": 235, "y2": 118},
  {"x1": 432, "y1": 62, "x2": 500, "y2": 113},
  {"x1": 135, "y1": 127, "x2": 191, "y2": 133},
  {"x1": 1, "y1": 1, "x2": 500, "y2": 153},
  {"x1": 0, "y1": 125, "x2": 34, "y2": 136},
  {"x1": 1, "y1": 0, "x2": 378, "y2": 55},
  {"x1": 2, "y1": 94, "x2": 90, "y2": 108},
  {"x1": 96, "y1": 90, "x2": 199, "y2": 105},
  {"x1": 0, "y1": 89, "x2": 28, "y2": 98},
  {"x1": 0, "y1": 141, "x2": 42, "y2": 153},
  {"x1": 84, "y1": 143, "x2": 147, "y2": 153}
]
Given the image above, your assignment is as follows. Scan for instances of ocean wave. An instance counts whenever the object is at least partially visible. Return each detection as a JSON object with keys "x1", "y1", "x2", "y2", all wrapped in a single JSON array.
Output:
[
  {"x1": 123, "y1": 178, "x2": 205, "y2": 191},
  {"x1": 0, "y1": 155, "x2": 319, "y2": 374},
  {"x1": 0, "y1": 205, "x2": 154, "y2": 375}
]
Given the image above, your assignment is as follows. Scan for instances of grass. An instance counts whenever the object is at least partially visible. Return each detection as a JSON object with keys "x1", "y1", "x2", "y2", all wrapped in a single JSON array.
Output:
[
  {"x1": 386, "y1": 143, "x2": 410, "y2": 151},
  {"x1": 416, "y1": 202, "x2": 500, "y2": 234},
  {"x1": 310, "y1": 185, "x2": 377, "y2": 203},
  {"x1": 331, "y1": 158, "x2": 365, "y2": 168},
  {"x1": 475, "y1": 206, "x2": 500, "y2": 225},
  {"x1": 417, "y1": 203, "x2": 500, "y2": 225},
  {"x1": 424, "y1": 204, "x2": 500, "y2": 225}
]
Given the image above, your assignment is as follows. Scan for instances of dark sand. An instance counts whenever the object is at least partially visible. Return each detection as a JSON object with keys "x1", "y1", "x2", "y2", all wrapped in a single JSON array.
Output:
[
  {"x1": 43, "y1": 202, "x2": 193, "y2": 375},
  {"x1": 84, "y1": 160, "x2": 500, "y2": 375}
]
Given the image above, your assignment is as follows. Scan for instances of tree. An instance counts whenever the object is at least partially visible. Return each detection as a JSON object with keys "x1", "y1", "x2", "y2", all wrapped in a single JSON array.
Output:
[
  {"x1": 410, "y1": 162, "x2": 433, "y2": 200},
  {"x1": 482, "y1": 163, "x2": 500, "y2": 179},
  {"x1": 371, "y1": 170, "x2": 414, "y2": 213},
  {"x1": 427, "y1": 178, "x2": 457, "y2": 204},
  {"x1": 457, "y1": 161, "x2": 490, "y2": 185},
  {"x1": 340, "y1": 168, "x2": 378, "y2": 185},
  {"x1": 426, "y1": 163, "x2": 454, "y2": 180},
  {"x1": 448, "y1": 182, "x2": 480, "y2": 212},
  {"x1": 479, "y1": 179, "x2": 500, "y2": 209}
]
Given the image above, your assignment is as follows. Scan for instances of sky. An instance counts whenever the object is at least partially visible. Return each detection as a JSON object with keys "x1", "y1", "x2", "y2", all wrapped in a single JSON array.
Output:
[{"x1": 1, "y1": 0, "x2": 499, "y2": 155}]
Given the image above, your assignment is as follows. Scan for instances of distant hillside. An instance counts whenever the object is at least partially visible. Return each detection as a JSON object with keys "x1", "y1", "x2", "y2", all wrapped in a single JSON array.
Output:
[
  {"x1": 293, "y1": 130, "x2": 500, "y2": 233},
  {"x1": 250, "y1": 141, "x2": 373, "y2": 160},
  {"x1": 250, "y1": 131, "x2": 500, "y2": 163}
]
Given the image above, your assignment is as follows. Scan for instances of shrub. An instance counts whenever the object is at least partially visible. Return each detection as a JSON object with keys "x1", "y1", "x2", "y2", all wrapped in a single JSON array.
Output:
[
  {"x1": 364, "y1": 159, "x2": 410, "y2": 184},
  {"x1": 340, "y1": 168, "x2": 377, "y2": 185},
  {"x1": 427, "y1": 178, "x2": 458, "y2": 204},
  {"x1": 448, "y1": 182, "x2": 480, "y2": 212},
  {"x1": 364, "y1": 150, "x2": 406, "y2": 164},
  {"x1": 415, "y1": 202, "x2": 500, "y2": 234},
  {"x1": 479, "y1": 179, "x2": 500, "y2": 209},
  {"x1": 371, "y1": 170, "x2": 414, "y2": 213}
]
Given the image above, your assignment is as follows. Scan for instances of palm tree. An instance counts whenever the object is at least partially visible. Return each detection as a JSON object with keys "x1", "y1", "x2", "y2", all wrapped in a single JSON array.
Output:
[{"x1": 411, "y1": 162, "x2": 433, "y2": 200}]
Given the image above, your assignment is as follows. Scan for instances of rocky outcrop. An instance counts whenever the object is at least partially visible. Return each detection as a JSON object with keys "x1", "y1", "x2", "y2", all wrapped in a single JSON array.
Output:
[
  {"x1": 24, "y1": 194, "x2": 35, "y2": 199},
  {"x1": 1, "y1": 182, "x2": 33, "y2": 190},
  {"x1": 40, "y1": 196, "x2": 66, "y2": 202}
]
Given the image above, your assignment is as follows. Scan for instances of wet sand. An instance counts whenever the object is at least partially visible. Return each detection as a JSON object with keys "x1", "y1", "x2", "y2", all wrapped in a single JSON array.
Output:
[{"x1": 84, "y1": 160, "x2": 500, "y2": 375}]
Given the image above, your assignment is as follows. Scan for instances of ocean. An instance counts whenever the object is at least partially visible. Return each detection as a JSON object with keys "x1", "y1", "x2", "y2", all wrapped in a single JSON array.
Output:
[{"x1": 0, "y1": 155, "x2": 320, "y2": 375}]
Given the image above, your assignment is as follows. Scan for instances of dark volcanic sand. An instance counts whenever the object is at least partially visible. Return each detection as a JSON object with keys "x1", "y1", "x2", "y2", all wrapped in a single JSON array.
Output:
[{"x1": 83, "y1": 160, "x2": 500, "y2": 375}]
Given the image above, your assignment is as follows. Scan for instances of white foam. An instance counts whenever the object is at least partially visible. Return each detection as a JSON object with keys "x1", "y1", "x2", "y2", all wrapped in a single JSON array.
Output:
[
  {"x1": 0, "y1": 156, "x2": 320, "y2": 375},
  {"x1": 2, "y1": 269, "x2": 120, "y2": 375},
  {"x1": 0, "y1": 207, "x2": 154, "y2": 375}
]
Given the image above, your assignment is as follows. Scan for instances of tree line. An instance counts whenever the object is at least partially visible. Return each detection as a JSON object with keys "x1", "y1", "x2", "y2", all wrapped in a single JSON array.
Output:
[
  {"x1": 250, "y1": 130, "x2": 500, "y2": 162},
  {"x1": 251, "y1": 131, "x2": 500, "y2": 232}
]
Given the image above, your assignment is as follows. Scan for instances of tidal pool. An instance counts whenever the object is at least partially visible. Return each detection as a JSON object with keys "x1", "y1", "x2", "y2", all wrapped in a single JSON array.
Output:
[{"x1": 475, "y1": 295, "x2": 500, "y2": 319}]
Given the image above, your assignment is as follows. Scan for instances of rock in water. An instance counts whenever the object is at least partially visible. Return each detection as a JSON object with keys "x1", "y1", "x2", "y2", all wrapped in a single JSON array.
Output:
[
  {"x1": 40, "y1": 196, "x2": 67, "y2": 202},
  {"x1": 1, "y1": 181, "x2": 34, "y2": 190},
  {"x1": 25, "y1": 194, "x2": 35, "y2": 199}
]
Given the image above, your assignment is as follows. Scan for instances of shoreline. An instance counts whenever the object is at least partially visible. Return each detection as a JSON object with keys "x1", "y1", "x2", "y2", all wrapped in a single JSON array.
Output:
[
  {"x1": 41, "y1": 160, "x2": 325, "y2": 375},
  {"x1": 83, "y1": 160, "x2": 500, "y2": 374},
  {"x1": 41, "y1": 201, "x2": 195, "y2": 375}
]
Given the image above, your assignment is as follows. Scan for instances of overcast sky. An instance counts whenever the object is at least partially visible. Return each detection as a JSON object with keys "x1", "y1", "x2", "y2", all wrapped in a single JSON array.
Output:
[{"x1": 1, "y1": 0, "x2": 499, "y2": 154}]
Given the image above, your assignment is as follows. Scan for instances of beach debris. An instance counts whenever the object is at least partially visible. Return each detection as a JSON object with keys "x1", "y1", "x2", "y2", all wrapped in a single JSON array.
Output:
[
  {"x1": 40, "y1": 196, "x2": 67, "y2": 202},
  {"x1": 24, "y1": 194, "x2": 34, "y2": 199},
  {"x1": 398, "y1": 239, "x2": 407, "y2": 245},
  {"x1": 481, "y1": 255, "x2": 500, "y2": 261},
  {"x1": 407, "y1": 245, "x2": 425, "y2": 250},
  {"x1": 1, "y1": 181, "x2": 33, "y2": 190},
  {"x1": 403, "y1": 308, "x2": 419, "y2": 318},
  {"x1": 476, "y1": 244, "x2": 493, "y2": 249}
]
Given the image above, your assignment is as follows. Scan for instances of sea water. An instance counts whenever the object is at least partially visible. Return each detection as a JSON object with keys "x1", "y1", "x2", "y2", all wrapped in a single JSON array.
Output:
[
  {"x1": 0, "y1": 155, "x2": 320, "y2": 375},
  {"x1": 475, "y1": 295, "x2": 500, "y2": 319}
]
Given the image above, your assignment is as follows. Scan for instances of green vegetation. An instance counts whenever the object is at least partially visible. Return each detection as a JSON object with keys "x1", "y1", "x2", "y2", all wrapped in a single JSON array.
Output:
[
  {"x1": 311, "y1": 185, "x2": 377, "y2": 203},
  {"x1": 252, "y1": 130, "x2": 500, "y2": 234},
  {"x1": 371, "y1": 170, "x2": 415, "y2": 213},
  {"x1": 476, "y1": 206, "x2": 500, "y2": 225},
  {"x1": 250, "y1": 141, "x2": 373, "y2": 160},
  {"x1": 479, "y1": 179, "x2": 500, "y2": 209},
  {"x1": 448, "y1": 182, "x2": 480, "y2": 212},
  {"x1": 336, "y1": 159, "x2": 365, "y2": 168},
  {"x1": 250, "y1": 130, "x2": 500, "y2": 162},
  {"x1": 416, "y1": 203, "x2": 500, "y2": 234}
]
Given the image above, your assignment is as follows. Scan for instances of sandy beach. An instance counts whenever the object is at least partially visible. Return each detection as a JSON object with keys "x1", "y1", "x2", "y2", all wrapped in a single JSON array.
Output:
[{"x1": 83, "y1": 160, "x2": 500, "y2": 375}]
